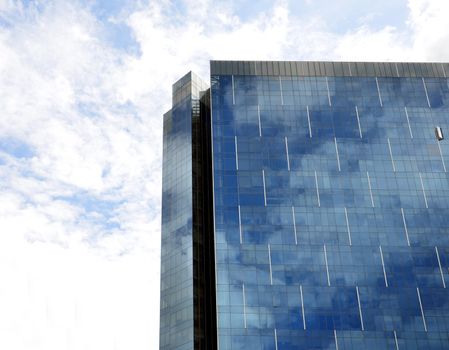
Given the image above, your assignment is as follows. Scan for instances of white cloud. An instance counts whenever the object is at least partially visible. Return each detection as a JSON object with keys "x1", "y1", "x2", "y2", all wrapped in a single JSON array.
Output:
[
  {"x1": 0, "y1": 0, "x2": 21, "y2": 13},
  {"x1": 408, "y1": 0, "x2": 449, "y2": 60},
  {"x1": 333, "y1": 25, "x2": 411, "y2": 61},
  {"x1": 0, "y1": 2, "x2": 160, "y2": 349},
  {"x1": 333, "y1": 0, "x2": 449, "y2": 62},
  {"x1": 1, "y1": 0, "x2": 449, "y2": 349}
]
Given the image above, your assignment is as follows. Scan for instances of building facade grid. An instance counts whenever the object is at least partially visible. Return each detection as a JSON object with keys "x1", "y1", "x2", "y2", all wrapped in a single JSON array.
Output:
[{"x1": 161, "y1": 61, "x2": 449, "y2": 350}]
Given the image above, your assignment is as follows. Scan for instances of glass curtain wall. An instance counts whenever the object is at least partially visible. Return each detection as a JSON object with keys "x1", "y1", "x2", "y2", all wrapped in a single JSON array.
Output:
[
  {"x1": 160, "y1": 72, "x2": 212, "y2": 350},
  {"x1": 211, "y1": 63, "x2": 449, "y2": 349}
]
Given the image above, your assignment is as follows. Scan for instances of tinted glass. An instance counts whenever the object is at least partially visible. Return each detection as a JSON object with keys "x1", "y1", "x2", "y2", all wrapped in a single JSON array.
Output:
[{"x1": 211, "y1": 72, "x2": 449, "y2": 349}]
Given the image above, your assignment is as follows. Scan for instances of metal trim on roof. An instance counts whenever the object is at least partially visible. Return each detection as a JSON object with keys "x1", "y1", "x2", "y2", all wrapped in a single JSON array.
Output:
[{"x1": 210, "y1": 60, "x2": 449, "y2": 78}]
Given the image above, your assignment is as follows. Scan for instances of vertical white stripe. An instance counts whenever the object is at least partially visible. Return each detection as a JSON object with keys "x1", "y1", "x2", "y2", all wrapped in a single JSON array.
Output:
[
  {"x1": 262, "y1": 169, "x2": 267, "y2": 206},
  {"x1": 356, "y1": 286, "x2": 364, "y2": 331},
  {"x1": 334, "y1": 330, "x2": 339, "y2": 350},
  {"x1": 355, "y1": 106, "x2": 363, "y2": 138},
  {"x1": 344, "y1": 207, "x2": 352, "y2": 246},
  {"x1": 326, "y1": 77, "x2": 332, "y2": 106},
  {"x1": 285, "y1": 137, "x2": 290, "y2": 171},
  {"x1": 254, "y1": 62, "x2": 258, "y2": 75},
  {"x1": 231, "y1": 75, "x2": 235, "y2": 105},
  {"x1": 334, "y1": 137, "x2": 341, "y2": 171},
  {"x1": 279, "y1": 76, "x2": 284, "y2": 105},
  {"x1": 300, "y1": 285, "x2": 306, "y2": 330},
  {"x1": 235, "y1": 136, "x2": 239, "y2": 170},
  {"x1": 387, "y1": 138, "x2": 396, "y2": 172},
  {"x1": 422, "y1": 77, "x2": 431, "y2": 108},
  {"x1": 416, "y1": 287, "x2": 427, "y2": 332},
  {"x1": 419, "y1": 173, "x2": 428, "y2": 208},
  {"x1": 324, "y1": 244, "x2": 330, "y2": 286},
  {"x1": 437, "y1": 141, "x2": 447, "y2": 172},
  {"x1": 242, "y1": 283, "x2": 247, "y2": 328},
  {"x1": 268, "y1": 244, "x2": 273, "y2": 285},
  {"x1": 375, "y1": 77, "x2": 383, "y2": 107},
  {"x1": 442, "y1": 63, "x2": 447, "y2": 78},
  {"x1": 367, "y1": 171, "x2": 374, "y2": 207},
  {"x1": 238, "y1": 205, "x2": 242, "y2": 244},
  {"x1": 404, "y1": 107, "x2": 413, "y2": 139},
  {"x1": 292, "y1": 206, "x2": 297, "y2": 245},
  {"x1": 307, "y1": 105, "x2": 312, "y2": 138},
  {"x1": 348, "y1": 62, "x2": 352, "y2": 77},
  {"x1": 401, "y1": 208, "x2": 411, "y2": 246},
  {"x1": 435, "y1": 246, "x2": 446, "y2": 288},
  {"x1": 257, "y1": 105, "x2": 262, "y2": 137},
  {"x1": 315, "y1": 171, "x2": 320, "y2": 207},
  {"x1": 274, "y1": 328, "x2": 278, "y2": 350},
  {"x1": 379, "y1": 245, "x2": 388, "y2": 287},
  {"x1": 394, "y1": 330, "x2": 399, "y2": 350},
  {"x1": 395, "y1": 63, "x2": 400, "y2": 77}
]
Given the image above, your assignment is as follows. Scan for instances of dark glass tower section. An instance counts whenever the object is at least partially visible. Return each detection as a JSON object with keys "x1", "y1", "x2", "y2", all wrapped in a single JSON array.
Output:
[
  {"x1": 161, "y1": 61, "x2": 449, "y2": 350},
  {"x1": 160, "y1": 72, "x2": 216, "y2": 350}
]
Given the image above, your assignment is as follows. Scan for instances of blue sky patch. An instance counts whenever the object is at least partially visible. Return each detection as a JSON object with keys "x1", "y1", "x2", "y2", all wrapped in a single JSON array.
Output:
[{"x1": 0, "y1": 137, "x2": 35, "y2": 158}]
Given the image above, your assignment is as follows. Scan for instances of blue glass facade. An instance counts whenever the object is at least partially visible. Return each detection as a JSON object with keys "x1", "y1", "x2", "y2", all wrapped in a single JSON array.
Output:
[
  {"x1": 161, "y1": 61, "x2": 449, "y2": 349},
  {"x1": 211, "y1": 62, "x2": 449, "y2": 349}
]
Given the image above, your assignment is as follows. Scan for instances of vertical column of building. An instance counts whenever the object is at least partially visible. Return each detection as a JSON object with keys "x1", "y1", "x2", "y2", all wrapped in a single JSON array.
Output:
[
  {"x1": 160, "y1": 72, "x2": 216, "y2": 350},
  {"x1": 160, "y1": 73, "x2": 196, "y2": 350},
  {"x1": 193, "y1": 87, "x2": 217, "y2": 350}
]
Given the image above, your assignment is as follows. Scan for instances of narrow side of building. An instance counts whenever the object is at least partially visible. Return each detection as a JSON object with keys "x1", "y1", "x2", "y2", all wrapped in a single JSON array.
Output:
[{"x1": 160, "y1": 72, "x2": 216, "y2": 350}]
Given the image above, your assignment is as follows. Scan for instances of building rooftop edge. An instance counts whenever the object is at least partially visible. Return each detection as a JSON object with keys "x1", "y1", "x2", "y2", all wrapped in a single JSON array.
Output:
[{"x1": 210, "y1": 60, "x2": 449, "y2": 78}]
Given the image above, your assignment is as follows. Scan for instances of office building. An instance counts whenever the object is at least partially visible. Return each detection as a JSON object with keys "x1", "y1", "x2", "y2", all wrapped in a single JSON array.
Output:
[{"x1": 160, "y1": 61, "x2": 449, "y2": 349}]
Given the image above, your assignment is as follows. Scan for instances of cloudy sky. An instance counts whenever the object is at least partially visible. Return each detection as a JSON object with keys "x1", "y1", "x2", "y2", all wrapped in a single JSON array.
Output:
[{"x1": 1, "y1": 0, "x2": 449, "y2": 349}]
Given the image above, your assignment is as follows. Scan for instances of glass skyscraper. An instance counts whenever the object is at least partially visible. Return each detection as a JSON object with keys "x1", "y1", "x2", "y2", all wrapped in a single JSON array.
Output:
[{"x1": 160, "y1": 61, "x2": 449, "y2": 350}]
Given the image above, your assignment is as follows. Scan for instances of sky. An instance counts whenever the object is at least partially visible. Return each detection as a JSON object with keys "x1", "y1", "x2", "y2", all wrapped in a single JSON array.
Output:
[{"x1": 1, "y1": 0, "x2": 449, "y2": 349}]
